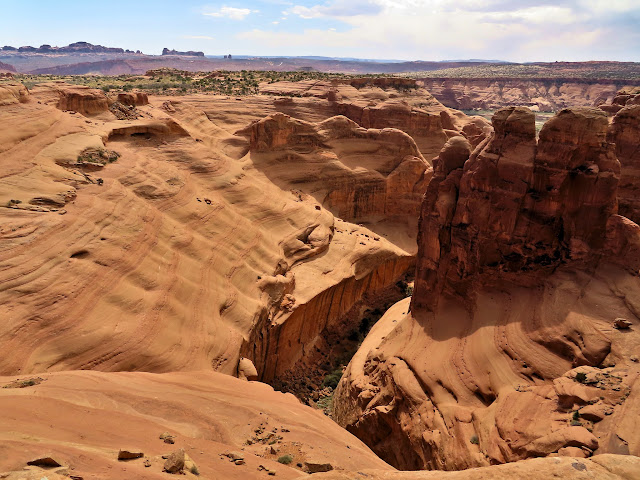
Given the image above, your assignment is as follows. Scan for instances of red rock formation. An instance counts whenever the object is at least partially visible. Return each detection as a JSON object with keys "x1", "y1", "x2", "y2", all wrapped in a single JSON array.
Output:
[
  {"x1": 334, "y1": 107, "x2": 640, "y2": 471},
  {"x1": 420, "y1": 77, "x2": 635, "y2": 112},
  {"x1": 609, "y1": 102, "x2": 640, "y2": 224},
  {"x1": 414, "y1": 107, "x2": 619, "y2": 311},
  {"x1": 239, "y1": 112, "x2": 432, "y2": 228},
  {"x1": 260, "y1": 80, "x2": 492, "y2": 159},
  {"x1": 30, "y1": 82, "x2": 109, "y2": 114},
  {"x1": 0, "y1": 82, "x2": 29, "y2": 106},
  {"x1": 117, "y1": 91, "x2": 149, "y2": 106}
]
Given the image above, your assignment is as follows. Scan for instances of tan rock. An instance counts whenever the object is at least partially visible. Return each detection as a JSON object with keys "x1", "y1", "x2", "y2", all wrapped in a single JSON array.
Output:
[{"x1": 117, "y1": 449, "x2": 144, "y2": 460}]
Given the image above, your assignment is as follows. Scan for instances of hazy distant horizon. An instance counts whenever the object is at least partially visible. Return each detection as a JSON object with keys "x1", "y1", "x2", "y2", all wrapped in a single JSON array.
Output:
[{"x1": 1, "y1": 0, "x2": 639, "y2": 63}]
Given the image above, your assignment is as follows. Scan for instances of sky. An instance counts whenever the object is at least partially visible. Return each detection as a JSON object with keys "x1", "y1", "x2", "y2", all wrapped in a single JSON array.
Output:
[{"x1": 0, "y1": 0, "x2": 639, "y2": 62}]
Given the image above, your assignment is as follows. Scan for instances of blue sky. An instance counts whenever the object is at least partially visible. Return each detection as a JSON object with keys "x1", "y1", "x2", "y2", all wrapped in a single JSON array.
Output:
[{"x1": 0, "y1": 0, "x2": 639, "y2": 61}]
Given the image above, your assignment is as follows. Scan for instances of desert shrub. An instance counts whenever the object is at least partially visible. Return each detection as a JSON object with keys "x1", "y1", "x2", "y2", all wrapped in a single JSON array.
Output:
[
  {"x1": 322, "y1": 367, "x2": 343, "y2": 389},
  {"x1": 470, "y1": 435, "x2": 479, "y2": 445},
  {"x1": 575, "y1": 372, "x2": 587, "y2": 383},
  {"x1": 277, "y1": 454, "x2": 293, "y2": 465}
]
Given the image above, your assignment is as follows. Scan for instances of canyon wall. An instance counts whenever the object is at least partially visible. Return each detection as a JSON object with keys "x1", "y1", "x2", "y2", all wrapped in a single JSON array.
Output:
[
  {"x1": 607, "y1": 88, "x2": 640, "y2": 225},
  {"x1": 420, "y1": 77, "x2": 637, "y2": 112},
  {"x1": 334, "y1": 106, "x2": 640, "y2": 471}
]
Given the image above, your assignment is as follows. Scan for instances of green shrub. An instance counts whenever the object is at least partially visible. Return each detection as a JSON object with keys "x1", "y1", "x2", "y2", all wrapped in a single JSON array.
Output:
[
  {"x1": 322, "y1": 367, "x2": 343, "y2": 389},
  {"x1": 277, "y1": 454, "x2": 293, "y2": 465},
  {"x1": 575, "y1": 372, "x2": 587, "y2": 383},
  {"x1": 470, "y1": 435, "x2": 479, "y2": 445}
]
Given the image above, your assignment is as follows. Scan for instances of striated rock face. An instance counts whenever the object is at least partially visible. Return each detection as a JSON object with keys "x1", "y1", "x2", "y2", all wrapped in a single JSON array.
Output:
[
  {"x1": 260, "y1": 80, "x2": 492, "y2": 159},
  {"x1": 239, "y1": 112, "x2": 432, "y2": 234},
  {"x1": 334, "y1": 107, "x2": 640, "y2": 471},
  {"x1": 420, "y1": 77, "x2": 635, "y2": 112},
  {"x1": 117, "y1": 92, "x2": 149, "y2": 107},
  {"x1": 413, "y1": 106, "x2": 619, "y2": 311},
  {"x1": 30, "y1": 82, "x2": 109, "y2": 114},
  {"x1": 237, "y1": 112, "x2": 425, "y2": 386},
  {"x1": 609, "y1": 101, "x2": 640, "y2": 224}
]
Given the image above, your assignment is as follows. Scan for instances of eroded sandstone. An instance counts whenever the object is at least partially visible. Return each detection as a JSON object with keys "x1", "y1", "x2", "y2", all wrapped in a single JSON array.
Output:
[{"x1": 334, "y1": 106, "x2": 640, "y2": 470}]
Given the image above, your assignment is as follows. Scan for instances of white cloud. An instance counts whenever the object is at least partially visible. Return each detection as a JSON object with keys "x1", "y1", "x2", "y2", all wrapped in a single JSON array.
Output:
[
  {"x1": 203, "y1": 6, "x2": 254, "y2": 20},
  {"x1": 182, "y1": 35, "x2": 215, "y2": 40},
  {"x1": 234, "y1": 0, "x2": 639, "y2": 61}
]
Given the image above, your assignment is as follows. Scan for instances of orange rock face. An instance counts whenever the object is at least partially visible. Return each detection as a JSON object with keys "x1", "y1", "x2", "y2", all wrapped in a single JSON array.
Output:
[
  {"x1": 260, "y1": 79, "x2": 492, "y2": 159},
  {"x1": 30, "y1": 82, "x2": 110, "y2": 114},
  {"x1": 0, "y1": 370, "x2": 392, "y2": 479},
  {"x1": 420, "y1": 77, "x2": 635, "y2": 112},
  {"x1": 239, "y1": 112, "x2": 431, "y2": 229},
  {"x1": 117, "y1": 91, "x2": 149, "y2": 106},
  {"x1": 334, "y1": 107, "x2": 640, "y2": 471},
  {"x1": 609, "y1": 100, "x2": 640, "y2": 224}
]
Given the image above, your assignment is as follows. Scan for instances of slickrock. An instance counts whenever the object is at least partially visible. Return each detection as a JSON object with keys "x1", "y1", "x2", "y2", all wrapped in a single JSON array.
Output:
[
  {"x1": 0, "y1": 82, "x2": 29, "y2": 106},
  {"x1": 238, "y1": 112, "x2": 432, "y2": 234},
  {"x1": 0, "y1": 85, "x2": 416, "y2": 397},
  {"x1": 334, "y1": 107, "x2": 640, "y2": 470},
  {"x1": 0, "y1": 370, "x2": 391, "y2": 479},
  {"x1": 291, "y1": 455, "x2": 640, "y2": 480},
  {"x1": 30, "y1": 82, "x2": 110, "y2": 114},
  {"x1": 260, "y1": 79, "x2": 491, "y2": 159}
]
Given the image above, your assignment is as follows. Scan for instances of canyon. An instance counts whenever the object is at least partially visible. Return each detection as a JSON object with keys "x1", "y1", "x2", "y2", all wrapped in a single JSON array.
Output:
[
  {"x1": 419, "y1": 77, "x2": 637, "y2": 112},
  {"x1": 0, "y1": 74, "x2": 639, "y2": 480}
]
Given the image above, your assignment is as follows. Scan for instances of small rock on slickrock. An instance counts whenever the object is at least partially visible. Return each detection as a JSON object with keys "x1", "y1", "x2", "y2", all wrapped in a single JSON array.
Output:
[
  {"x1": 159, "y1": 431, "x2": 176, "y2": 444},
  {"x1": 26, "y1": 456, "x2": 63, "y2": 468},
  {"x1": 117, "y1": 449, "x2": 144, "y2": 461},
  {"x1": 164, "y1": 449, "x2": 186, "y2": 474},
  {"x1": 303, "y1": 461, "x2": 334, "y2": 473},
  {"x1": 613, "y1": 318, "x2": 632, "y2": 329},
  {"x1": 238, "y1": 357, "x2": 259, "y2": 381}
]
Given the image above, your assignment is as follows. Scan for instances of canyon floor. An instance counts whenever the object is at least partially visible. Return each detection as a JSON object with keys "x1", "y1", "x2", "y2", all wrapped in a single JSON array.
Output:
[{"x1": 1, "y1": 76, "x2": 639, "y2": 479}]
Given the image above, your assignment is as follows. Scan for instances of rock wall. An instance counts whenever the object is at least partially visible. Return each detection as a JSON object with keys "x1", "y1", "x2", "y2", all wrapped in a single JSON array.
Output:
[
  {"x1": 334, "y1": 107, "x2": 640, "y2": 471},
  {"x1": 420, "y1": 78, "x2": 635, "y2": 112},
  {"x1": 0, "y1": 82, "x2": 29, "y2": 106},
  {"x1": 30, "y1": 82, "x2": 109, "y2": 114},
  {"x1": 413, "y1": 106, "x2": 620, "y2": 311},
  {"x1": 607, "y1": 89, "x2": 640, "y2": 225},
  {"x1": 238, "y1": 112, "x2": 433, "y2": 231}
]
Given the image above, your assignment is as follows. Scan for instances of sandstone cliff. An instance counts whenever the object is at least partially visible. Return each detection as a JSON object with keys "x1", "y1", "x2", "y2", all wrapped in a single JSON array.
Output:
[
  {"x1": 260, "y1": 79, "x2": 492, "y2": 160},
  {"x1": 30, "y1": 82, "x2": 110, "y2": 114},
  {"x1": 420, "y1": 77, "x2": 636, "y2": 112},
  {"x1": 607, "y1": 88, "x2": 640, "y2": 225},
  {"x1": 0, "y1": 83, "x2": 418, "y2": 394},
  {"x1": 334, "y1": 106, "x2": 640, "y2": 470}
]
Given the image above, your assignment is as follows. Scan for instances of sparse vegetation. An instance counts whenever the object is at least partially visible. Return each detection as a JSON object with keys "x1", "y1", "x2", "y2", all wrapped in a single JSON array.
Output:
[
  {"x1": 322, "y1": 367, "x2": 344, "y2": 389},
  {"x1": 408, "y1": 62, "x2": 640, "y2": 82},
  {"x1": 470, "y1": 435, "x2": 479, "y2": 445},
  {"x1": 6, "y1": 70, "x2": 403, "y2": 97},
  {"x1": 277, "y1": 454, "x2": 293, "y2": 465},
  {"x1": 76, "y1": 147, "x2": 120, "y2": 166},
  {"x1": 189, "y1": 464, "x2": 200, "y2": 475},
  {"x1": 575, "y1": 372, "x2": 587, "y2": 384}
]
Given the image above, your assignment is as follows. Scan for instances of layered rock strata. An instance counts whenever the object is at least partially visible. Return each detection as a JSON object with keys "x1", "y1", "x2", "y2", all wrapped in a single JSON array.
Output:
[
  {"x1": 607, "y1": 90, "x2": 640, "y2": 224},
  {"x1": 334, "y1": 107, "x2": 640, "y2": 471}
]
